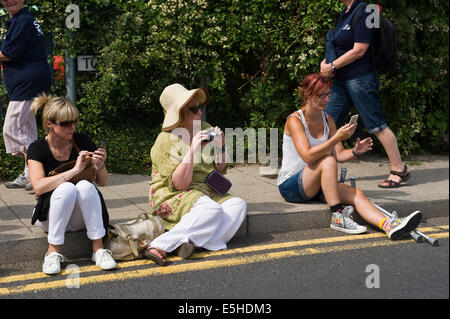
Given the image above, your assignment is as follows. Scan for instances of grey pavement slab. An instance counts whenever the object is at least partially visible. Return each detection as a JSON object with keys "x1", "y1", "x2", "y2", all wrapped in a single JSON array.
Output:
[
  {"x1": 227, "y1": 154, "x2": 449, "y2": 233},
  {"x1": 0, "y1": 154, "x2": 448, "y2": 263}
]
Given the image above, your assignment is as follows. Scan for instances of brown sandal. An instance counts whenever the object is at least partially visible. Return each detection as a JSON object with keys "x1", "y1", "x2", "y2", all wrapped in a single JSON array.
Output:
[
  {"x1": 378, "y1": 165, "x2": 411, "y2": 188},
  {"x1": 144, "y1": 247, "x2": 167, "y2": 266}
]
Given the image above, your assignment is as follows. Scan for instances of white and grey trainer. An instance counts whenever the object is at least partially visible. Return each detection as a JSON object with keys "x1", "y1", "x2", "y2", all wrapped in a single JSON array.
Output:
[
  {"x1": 5, "y1": 172, "x2": 29, "y2": 189},
  {"x1": 330, "y1": 206, "x2": 367, "y2": 234}
]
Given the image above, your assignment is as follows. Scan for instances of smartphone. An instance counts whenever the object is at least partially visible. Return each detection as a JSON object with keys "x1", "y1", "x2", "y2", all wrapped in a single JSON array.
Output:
[
  {"x1": 349, "y1": 114, "x2": 359, "y2": 125},
  {"x1": 98, "y1": 140, "x2": 106, "y2": 149}
]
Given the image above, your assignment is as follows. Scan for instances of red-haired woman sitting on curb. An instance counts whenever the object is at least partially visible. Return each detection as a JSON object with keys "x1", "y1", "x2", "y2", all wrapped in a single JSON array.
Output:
[{"x1": 277, "y1": 73, "x2": 421, "y2": 240}]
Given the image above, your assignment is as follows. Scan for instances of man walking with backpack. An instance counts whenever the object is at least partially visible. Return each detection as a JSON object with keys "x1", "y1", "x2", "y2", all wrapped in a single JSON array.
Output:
[{"x1": 320, "y1": 0, "x2": 410, "y2": 188}]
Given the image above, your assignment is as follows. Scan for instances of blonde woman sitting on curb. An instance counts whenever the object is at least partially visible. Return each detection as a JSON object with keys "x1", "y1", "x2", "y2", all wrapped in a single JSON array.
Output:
[
  {"x1": 146, "y1": 83, "x2": 247, "y2": 266},
  {"x1": 27, "y1": 94, "x2": 116, "y2": 275},
  {"x1": 277, "y1": 73, "x2": 421, "y2": 240}
]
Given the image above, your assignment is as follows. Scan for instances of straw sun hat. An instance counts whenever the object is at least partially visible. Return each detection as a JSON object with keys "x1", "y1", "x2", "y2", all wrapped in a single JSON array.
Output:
[{"x1": 160, "y1": 83, "x2": 209, "y2": 131}]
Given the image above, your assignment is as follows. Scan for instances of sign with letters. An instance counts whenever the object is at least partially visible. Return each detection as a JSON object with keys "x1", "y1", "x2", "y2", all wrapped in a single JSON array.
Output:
[{"x1": 77, "y1": 55, "x2": 98, "y2": 72}]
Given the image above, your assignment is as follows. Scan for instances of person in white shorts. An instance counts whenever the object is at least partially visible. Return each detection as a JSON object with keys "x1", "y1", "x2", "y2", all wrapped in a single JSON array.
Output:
[
  {"x1": 0, "y1": 0, "x2": 51, "y2": 190},
  {"x1": 277, "y1": 73, "x2": 422, "y2": 240}
]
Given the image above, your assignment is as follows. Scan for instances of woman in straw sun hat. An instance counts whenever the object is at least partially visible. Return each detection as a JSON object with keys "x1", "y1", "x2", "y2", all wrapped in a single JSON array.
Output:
[{"x1": 145, "y1": 83, "x2": 247, "y2": 266}]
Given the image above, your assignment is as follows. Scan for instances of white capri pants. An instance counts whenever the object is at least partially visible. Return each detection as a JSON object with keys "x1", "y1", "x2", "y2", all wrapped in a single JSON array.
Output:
[
  {"x1": 35, "y1": 180, "x2": 106, "y2": 245},
  {"x1": 150, "y1": 195, "x2": 247, "y2": 252}
]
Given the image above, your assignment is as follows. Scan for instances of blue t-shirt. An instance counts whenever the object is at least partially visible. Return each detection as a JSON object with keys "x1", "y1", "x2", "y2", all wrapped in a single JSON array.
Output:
[
  {"x1": 333, "y1": 0, "x2": 374, "y2": 81},
  {"x1": 1, "y1": 8, "x2": 51, "y2": 101}
]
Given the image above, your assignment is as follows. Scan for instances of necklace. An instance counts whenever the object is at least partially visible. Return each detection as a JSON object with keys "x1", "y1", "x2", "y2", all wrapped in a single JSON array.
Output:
[{"x1": 46, "y1": 136, "x2": 72, "y2": 161}]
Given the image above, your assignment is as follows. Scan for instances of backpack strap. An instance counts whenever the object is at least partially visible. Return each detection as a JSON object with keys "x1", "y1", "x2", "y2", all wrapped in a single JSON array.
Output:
[
  {"x1": 352, "y1": 4, "x2": 378, "y2": 75},
  {"x1": 351, "y1": 4, "x2": 366, "y2": 28}
]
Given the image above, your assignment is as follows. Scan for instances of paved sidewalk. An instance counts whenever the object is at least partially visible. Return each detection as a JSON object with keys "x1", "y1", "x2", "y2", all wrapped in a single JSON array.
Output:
[{"x1": 0, "y1": 154, "x2": 448, "y2": 263}]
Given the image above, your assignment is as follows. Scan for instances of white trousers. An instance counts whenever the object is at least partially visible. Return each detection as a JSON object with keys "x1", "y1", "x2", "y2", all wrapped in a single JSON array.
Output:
[
  {"x1": 150, "y1": 195, "x2": 247, "y2": 252},
  {"x1": 35, "y1": 180, "x2": 106, "y2": 245},
  {"x1": 3, "y1": 100, "x2": 37, "y2": 156}
]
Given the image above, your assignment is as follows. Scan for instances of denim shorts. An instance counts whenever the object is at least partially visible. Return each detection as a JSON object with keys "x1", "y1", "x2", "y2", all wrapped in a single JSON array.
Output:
[
  {"x1": 278, "y1": 169, "x2": 326, "y2": 203},
  {"x1": 326, "y1": 73, "x2": 387, "y2": 134}
]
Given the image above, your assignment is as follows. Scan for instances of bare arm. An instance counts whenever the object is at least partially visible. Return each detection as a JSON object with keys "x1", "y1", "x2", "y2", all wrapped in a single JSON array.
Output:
[
  {"x1": 329, "y1": 115, "x2": 374, "y2": 162},
  {"x1": 287, "y1": 114, "x2": 356, "y2": 165},
  {"x1": 91, "y1": 147, "x2": 109, "y2": 186},
  {"x1": 171, "y1": 148, "x2": 195, "y2": 191},
  {"x1": 328, "y1": 115, "x2": 355, "y2": 162},
  {"x1": 321, "y1": 42, "x2": 370, "y2": 76},
  {"x1": 0, "y1": 51, "x2": 11, "y2": 62},
  {"x1": 28, "y1": 151, "x2": 93, "y2": 196},
  {"x1": 171, "y1": 130, "x2": 209, "y2": 191},
  {"x1": 211, "y1": 126, "x2": 227, "y2": 173}
]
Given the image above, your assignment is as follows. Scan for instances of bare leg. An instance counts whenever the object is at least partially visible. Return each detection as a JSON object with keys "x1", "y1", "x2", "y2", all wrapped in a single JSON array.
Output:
[
  {"x1": 375, "y1": 127, "x2": 405, "y2": 185},
  {"x1": 92, "y1": 239, "x2": 104, "y2": 253},
  {"x1": 302, "y1": 155, "x2": 341, "y2": 206},
  {"x1": 47, "y1": 239, "x2": 104, "y2": 255},
  {"x1": 47, "y1": 244, "x2": 62, "y2": 255},
  {"x1": 302, "y1": 154, "x2": 386, "y2": 228},
  {"x1": 338, "y1": 183, "x2": 385, "y2": 227}
]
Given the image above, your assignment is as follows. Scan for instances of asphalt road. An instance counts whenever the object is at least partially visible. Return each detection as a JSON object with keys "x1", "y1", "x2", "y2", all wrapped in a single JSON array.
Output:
[{"x1": 1, "y1": 217, "x2": 448, "y2": 308}]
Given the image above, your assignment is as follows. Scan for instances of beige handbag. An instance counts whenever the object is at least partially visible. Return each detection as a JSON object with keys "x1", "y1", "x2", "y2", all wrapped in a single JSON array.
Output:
[{"x1": 104, "y1": 213, "x2": 165, "y2": 261}]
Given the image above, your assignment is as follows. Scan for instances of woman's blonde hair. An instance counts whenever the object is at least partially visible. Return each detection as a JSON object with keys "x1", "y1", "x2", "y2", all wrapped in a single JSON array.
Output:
[{"x1": 31, "y1": 93, "x2": 79, "y2": 133}]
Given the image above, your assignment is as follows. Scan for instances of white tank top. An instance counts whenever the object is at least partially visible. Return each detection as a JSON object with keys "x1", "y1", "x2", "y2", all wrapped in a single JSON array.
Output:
[{"x1": 277, "y1": 110, "x2": 330, "y2": 185}]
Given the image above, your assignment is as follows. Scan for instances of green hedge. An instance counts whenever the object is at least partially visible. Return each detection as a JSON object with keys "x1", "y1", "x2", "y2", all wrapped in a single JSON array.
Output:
[{"x1": 0, "y1": 0, "x2": 448, "y2": 180}]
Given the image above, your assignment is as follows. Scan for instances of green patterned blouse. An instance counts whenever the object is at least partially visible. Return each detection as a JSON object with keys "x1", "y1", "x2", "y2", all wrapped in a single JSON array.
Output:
[{"x1": 149, "y1": 121, "x2": 232, "y2": 230}]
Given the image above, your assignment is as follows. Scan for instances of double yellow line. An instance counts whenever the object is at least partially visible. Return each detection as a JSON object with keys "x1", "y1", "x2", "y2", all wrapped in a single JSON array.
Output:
[{"x1": 1, "y1": 226, "x2": 448, "y2": 296}]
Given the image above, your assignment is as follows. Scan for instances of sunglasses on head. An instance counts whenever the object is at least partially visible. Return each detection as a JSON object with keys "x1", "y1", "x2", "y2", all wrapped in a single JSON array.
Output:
[
  {"x1": 188, "y1": 104, "x2": 204, "y2": 114},
  {"x1": 51, "y1": 120, "x2": 78, "y2": 127}
]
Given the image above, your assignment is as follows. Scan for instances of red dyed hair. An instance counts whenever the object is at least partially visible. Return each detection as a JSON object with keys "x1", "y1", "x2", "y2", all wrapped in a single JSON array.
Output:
[{"x1": 298, "y1": 73, "x2": 332, "y2": 101}]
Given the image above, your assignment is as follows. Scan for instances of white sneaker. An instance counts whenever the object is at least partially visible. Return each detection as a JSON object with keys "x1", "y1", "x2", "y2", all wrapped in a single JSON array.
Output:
[
  {"x1": 330, "y1": 206, "x2": 367, "y2": 234},
  {"x1": 42, "y1": 252, "x2": 64, "y2": 275},
  {"x1": 5, "y1": 172, "x2": 30, "y2": 188},
  {"x1": 92, "y1": 249, "x2": 117, "y2": 270}
]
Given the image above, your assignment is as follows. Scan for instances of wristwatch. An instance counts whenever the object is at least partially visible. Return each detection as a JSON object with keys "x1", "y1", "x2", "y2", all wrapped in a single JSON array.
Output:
[{"x1": 331, "y1": 62, "x2": 336, "y2": 72}]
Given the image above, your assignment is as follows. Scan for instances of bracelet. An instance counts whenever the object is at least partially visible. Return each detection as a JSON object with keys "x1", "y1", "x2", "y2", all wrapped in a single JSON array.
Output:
[
  {"x1": 62, "y1": 174, "x2": 68, "y2": 182},
  {"x1": 352, "y1": 148, "x2": 362, "y2": 157},
  {"x1": 96, "y1": 164, "x2": 105, "y2": 171}
]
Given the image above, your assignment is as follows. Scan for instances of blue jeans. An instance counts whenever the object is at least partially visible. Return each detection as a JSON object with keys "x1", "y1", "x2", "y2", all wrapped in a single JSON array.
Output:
[
  {"x1": 278, "y1": 169, "x2": 326, "y2": 203},
  {"x1": 326, "y1": 73, "x2": 387, "y2": 134}
]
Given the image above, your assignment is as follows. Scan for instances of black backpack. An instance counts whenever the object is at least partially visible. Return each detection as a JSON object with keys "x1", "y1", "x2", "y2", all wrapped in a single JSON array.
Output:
[{"x1": 352, "y1": 4, "x2": 398, "y2": 74}]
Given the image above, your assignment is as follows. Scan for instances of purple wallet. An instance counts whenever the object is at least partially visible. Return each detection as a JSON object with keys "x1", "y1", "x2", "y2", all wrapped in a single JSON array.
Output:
[{"x1": 205, "y1": 170, "x2": 232, "y2": 195}]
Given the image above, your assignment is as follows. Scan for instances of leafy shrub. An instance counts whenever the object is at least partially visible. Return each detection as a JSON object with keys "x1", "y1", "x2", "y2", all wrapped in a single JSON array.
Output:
[{"x1": 0, "y1": 0, "x2": 448, "y2": 181}]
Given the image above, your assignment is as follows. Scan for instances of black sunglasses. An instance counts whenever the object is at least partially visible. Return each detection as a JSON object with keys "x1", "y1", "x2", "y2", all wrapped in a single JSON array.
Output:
[
  {"x1": 52, "y1": 120, "x2": 78, "y2": 127},
  {"x1": 188, "y1": 104, "x2": 205, "y2": 114}
]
